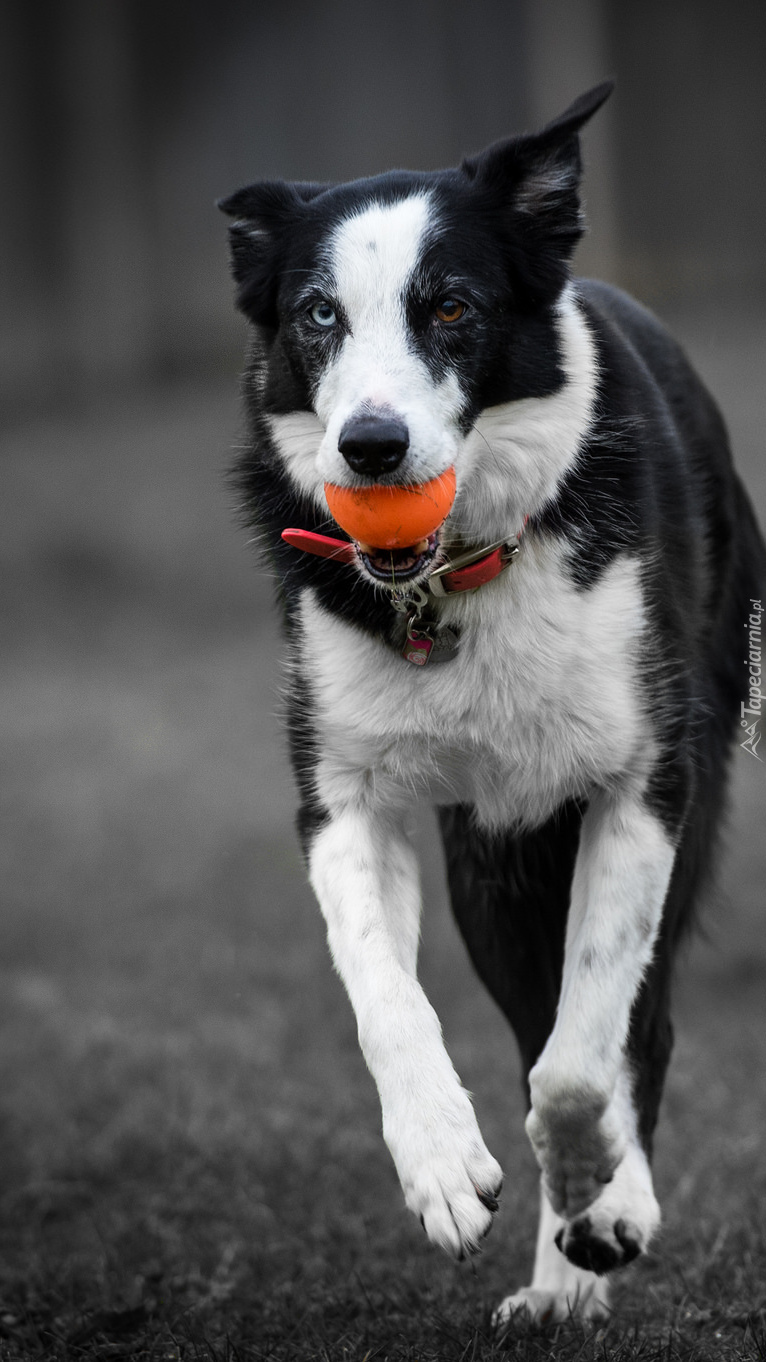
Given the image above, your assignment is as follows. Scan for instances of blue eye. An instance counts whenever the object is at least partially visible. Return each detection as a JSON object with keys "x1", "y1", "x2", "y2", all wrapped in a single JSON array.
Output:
[{"x1": 309, "y1": 300, "x2": 337, "y2": 328}]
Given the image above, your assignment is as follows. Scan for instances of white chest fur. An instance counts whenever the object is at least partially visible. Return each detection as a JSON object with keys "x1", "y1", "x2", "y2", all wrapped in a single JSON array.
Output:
[{"x1": 297, "y1": 540, "x2": 649, "y2": 831}]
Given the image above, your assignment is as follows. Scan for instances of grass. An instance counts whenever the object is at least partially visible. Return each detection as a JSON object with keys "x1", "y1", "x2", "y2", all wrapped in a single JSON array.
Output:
[
  {"x1": 1, "y1": 329, "x2": 766, "y2": 1360},
  {"x1": 1, "y1": 949, "x2": 765, "y2": 1361}
]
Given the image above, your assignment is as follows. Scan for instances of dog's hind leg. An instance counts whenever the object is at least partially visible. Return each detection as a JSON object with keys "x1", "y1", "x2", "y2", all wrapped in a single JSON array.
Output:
[
  {"x1": 440, "y1": 801, "x2": 608, "y2": 1321},
  {"x1": 493, "y1": 1065, "x2": 661, "y2": 1326},
  {"x1": 438, "y1": 800, "x2": 582, "y2": 1082},
  {"x1": 493, "y1": 1182, "x2": 611, "y2": 1327}
]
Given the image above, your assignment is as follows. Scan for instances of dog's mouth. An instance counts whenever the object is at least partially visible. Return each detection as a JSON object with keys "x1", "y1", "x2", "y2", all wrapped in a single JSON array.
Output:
[{"x1": 356, "y1": 532, "x2": 440, "y2": 583}]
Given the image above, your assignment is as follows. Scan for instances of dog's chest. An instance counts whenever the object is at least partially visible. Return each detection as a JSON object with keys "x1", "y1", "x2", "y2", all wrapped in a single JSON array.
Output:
[{"x1": 298, "y1": 544, "x2": 647, "y2": 830}]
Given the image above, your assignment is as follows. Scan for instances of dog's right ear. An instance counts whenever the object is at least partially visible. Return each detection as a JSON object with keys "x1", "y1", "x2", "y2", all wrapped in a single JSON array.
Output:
[
  {"x1": 462, "y1": 81, "x2": 613, "y2": 305},
  {"x1": 218, "y1": 180, "x2": 325, "y2": 326}
]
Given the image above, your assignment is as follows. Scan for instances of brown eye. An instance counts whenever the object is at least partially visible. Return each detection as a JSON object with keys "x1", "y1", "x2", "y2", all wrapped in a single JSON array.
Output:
[{"x1": 434, "y1": 298, "x2": 465, "y2": 324}]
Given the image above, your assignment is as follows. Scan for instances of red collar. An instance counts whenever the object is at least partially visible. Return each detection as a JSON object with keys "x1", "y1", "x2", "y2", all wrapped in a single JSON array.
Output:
[{"x1": 280, "y1": 528, "x2": 520, "y2": 595}]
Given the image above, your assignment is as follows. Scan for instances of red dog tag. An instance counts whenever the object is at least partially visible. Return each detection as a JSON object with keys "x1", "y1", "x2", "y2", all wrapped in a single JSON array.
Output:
[{"x1": 402, "y1": 620, "x2": 434, "y2": 666}]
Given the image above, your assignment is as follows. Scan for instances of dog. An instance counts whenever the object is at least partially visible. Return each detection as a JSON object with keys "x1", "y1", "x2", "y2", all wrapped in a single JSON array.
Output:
[{"x1": 219, "y1": 83, "x2": 766, "y2": 1325}]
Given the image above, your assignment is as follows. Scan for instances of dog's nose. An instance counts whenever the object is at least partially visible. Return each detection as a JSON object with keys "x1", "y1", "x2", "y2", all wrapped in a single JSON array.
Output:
[{"x1": 338, "y1": 415, "x2": 410, "y2": 477}]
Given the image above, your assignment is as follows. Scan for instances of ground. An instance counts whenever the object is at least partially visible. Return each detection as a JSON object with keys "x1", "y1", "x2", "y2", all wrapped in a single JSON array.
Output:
[{"x1": 1, "y1": 306, "x2": 765, "y2": 1360}]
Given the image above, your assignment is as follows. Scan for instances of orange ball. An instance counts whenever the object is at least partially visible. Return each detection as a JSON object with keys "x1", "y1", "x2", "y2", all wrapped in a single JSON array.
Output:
[{"x1": 324, "y1": 468, "x2": 457, "y2": 549}]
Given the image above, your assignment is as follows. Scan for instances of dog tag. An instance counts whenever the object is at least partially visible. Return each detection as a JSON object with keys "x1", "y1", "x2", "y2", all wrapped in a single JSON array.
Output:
[
  {"x1": 402, "y1": 618, "x2": 459, "y2": 666},
  {"x1": 428, "y1": 626, "x2": 460, "y2": 664},
  {"x1": 402, "y1": 622, "x2": 434, "y2": 666}
]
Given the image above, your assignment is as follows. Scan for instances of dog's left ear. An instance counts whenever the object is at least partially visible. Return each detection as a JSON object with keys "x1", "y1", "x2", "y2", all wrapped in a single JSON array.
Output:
[
  {"x1": 463, "y1": 81, "x2": 614, "y2": 304},
  {"x1": 217, "y1": 180, "x2": 327, "y2": 326}
]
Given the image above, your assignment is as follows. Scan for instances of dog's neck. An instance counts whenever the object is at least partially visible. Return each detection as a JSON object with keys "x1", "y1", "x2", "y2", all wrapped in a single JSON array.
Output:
[
  {"x1": 280, "y1": 527, "x2": 520, "y2": 594},
  {"x1": 281, "y1": 527, "x2": 523, "y2": 666}
]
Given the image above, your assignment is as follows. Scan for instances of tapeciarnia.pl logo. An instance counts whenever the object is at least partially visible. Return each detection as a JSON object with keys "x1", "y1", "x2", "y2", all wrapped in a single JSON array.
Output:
[{"x1": 741, "y1": 598, "x2": 763, "y2": 761}]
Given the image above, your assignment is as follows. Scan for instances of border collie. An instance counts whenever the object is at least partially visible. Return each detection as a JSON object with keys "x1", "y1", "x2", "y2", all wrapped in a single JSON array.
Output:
[{"x1": 220, "y1": 84, "x2": 765, "y2": 1325}]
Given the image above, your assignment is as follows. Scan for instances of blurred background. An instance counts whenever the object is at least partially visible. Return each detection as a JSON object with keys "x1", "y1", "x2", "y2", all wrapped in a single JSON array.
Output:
[
  {"x1": 1, "y1": 0, "x2": 766, "y2": 1348},
  {"x1": 2, "y1": 0, "x2": 766, "y2": 407}
]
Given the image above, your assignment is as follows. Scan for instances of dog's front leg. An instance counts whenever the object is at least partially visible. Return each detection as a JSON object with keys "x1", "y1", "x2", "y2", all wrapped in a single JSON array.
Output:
[
  {"x1": 308, "y1": 803, "x2": 503, "y2": 1258},
  {"x1": 525, "y1": 787, "x2": 675, "y2": 1267}
]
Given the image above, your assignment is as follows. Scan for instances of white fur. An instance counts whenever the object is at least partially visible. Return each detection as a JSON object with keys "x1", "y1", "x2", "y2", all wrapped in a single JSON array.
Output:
[
  {"x1": 265, "y1": 411, "x2": 327, "y2": 512},
  {"x1": 308, "y1": 807, "x2": 502, "y2": 1258},
  {"x1": 298, "y1": 540, "x2": 649, "y2": 833}
]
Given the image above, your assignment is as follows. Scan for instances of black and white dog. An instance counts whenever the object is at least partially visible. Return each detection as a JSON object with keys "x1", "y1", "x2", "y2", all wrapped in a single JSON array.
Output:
[{"x1": 220, "y1": 84, "x2": 765, "y2": 1325}]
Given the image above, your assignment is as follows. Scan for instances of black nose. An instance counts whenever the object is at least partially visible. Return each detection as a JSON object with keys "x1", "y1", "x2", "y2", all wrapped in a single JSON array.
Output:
[{"x1": 338, "y1": 415, "x2": 410, "y2": 477}]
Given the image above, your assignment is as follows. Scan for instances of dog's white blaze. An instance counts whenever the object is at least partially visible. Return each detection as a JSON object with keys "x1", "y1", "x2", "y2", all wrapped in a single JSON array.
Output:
[
  {"x1": 455, "y1": 286, "x2": 599, "y2": 540},
  {"x1": 313, "y1": 194, "x2": 465, "y2": 487},
  {"x1": 327, "y1": 193, "x2": 432, "y2": 327}
]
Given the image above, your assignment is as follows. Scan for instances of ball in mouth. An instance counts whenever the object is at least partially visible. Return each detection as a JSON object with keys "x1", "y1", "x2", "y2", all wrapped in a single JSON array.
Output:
[{"x1": 324, "y1": 469, "x2": 456, "y2": 581}]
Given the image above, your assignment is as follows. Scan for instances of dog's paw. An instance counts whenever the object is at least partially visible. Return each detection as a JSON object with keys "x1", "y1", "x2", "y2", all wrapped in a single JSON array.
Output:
[
  {"x1": 384, "y1": 1098, "x2": 502, "y2": 1258},
  {"x1": 555, "y1": 1215, "x2": 639, "y2": 1275},
  {"x1": 525, "y1": 1084, "x2": 626, "y2": 1219},
  {"x1": 555, "y1": 1150, "x2": 660, "y2": 1275},
  {"x1": 492, "y1": 1281, "x2": 610, "y2": 1329},
  {"x1": 413, "y1": 1152, "x2": 503, "y2": 1259}
]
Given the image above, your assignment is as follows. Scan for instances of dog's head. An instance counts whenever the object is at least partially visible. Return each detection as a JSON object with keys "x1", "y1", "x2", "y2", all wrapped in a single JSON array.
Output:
[{"x1": 220, "y1": 83, "x2": 611, "y2": 584}]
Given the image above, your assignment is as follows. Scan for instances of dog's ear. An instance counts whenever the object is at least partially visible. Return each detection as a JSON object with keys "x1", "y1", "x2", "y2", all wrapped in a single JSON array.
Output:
[
  {"x1": 217, "y1": 180, "x2": 326, "y2": 326},
  {"x1": 463, "y1": 81, "x2": 614, "y2": 305}
]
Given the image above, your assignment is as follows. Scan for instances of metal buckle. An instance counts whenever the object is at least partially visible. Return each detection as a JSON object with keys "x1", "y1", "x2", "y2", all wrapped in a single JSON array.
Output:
[
  {"x1": 386, "y1": 581, "x2": 430, "y2": 615},
  {"x1": 427, "y1": 539, "x2": 519, "y2": 597},
  {"x1": 381, "y1": 539, "x2": 519, "y2": 607}
]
